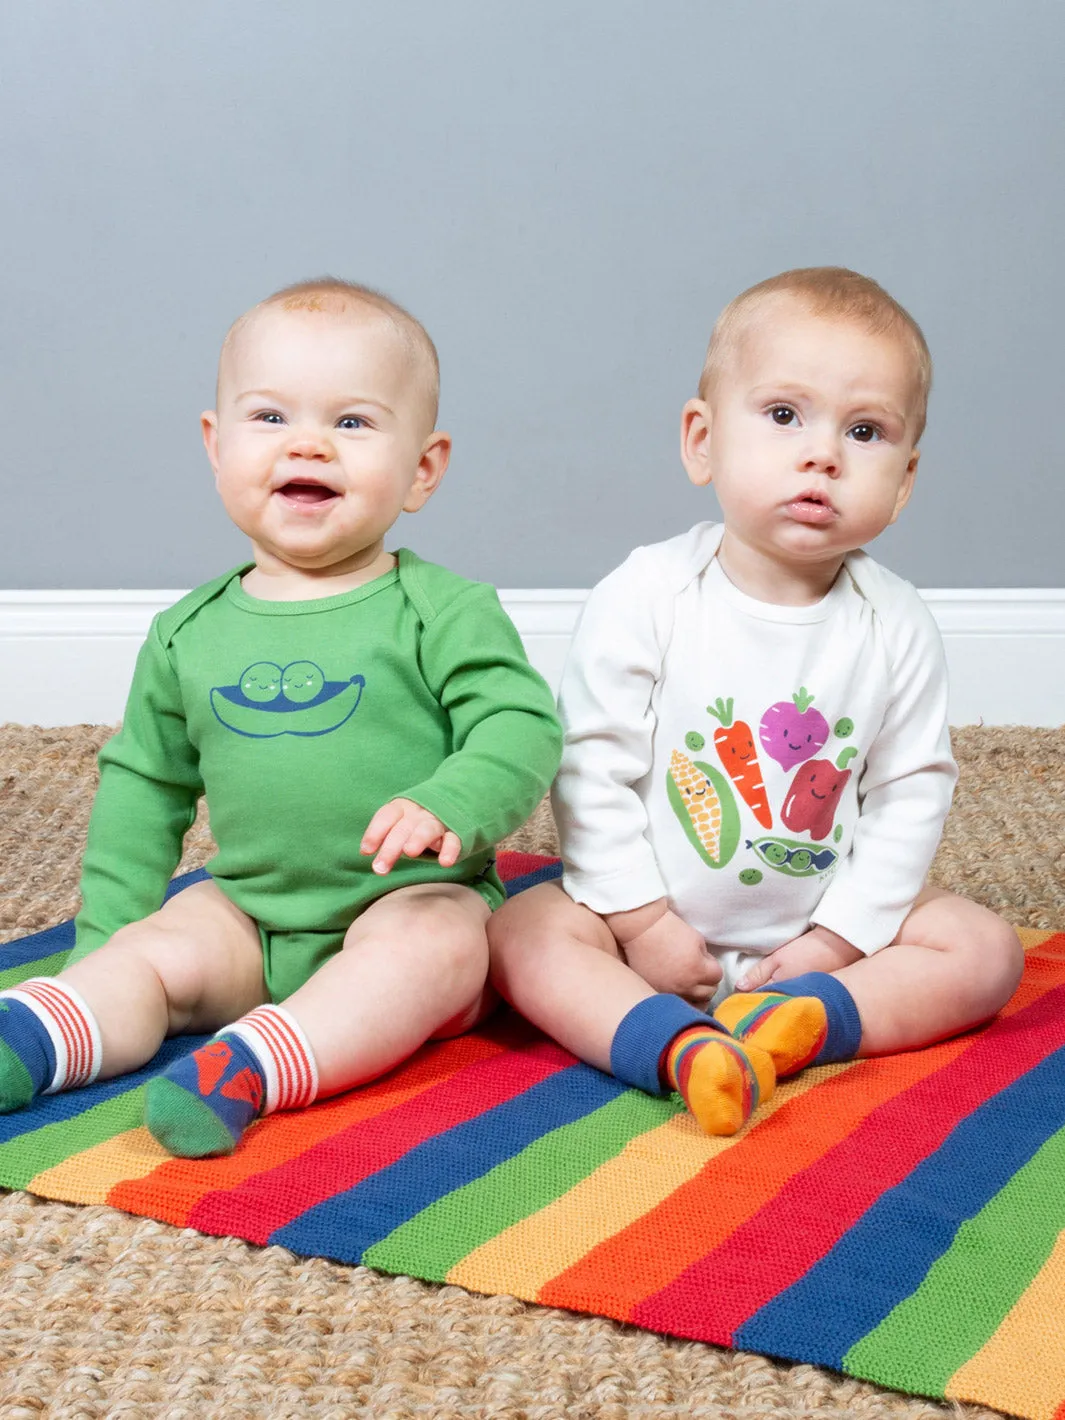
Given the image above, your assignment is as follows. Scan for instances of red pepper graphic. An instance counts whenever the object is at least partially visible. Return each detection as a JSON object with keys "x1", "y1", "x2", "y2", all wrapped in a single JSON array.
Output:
[{"x1": 781, "y1": 760, "x2": 851, "y2": 841}]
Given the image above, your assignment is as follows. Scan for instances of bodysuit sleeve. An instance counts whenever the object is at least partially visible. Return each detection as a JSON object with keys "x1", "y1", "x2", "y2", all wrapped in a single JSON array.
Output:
[
  {"x1": 70, "y1": 617, "x2": 204, "y2": 962},
  {"x1": 551, "y1": 550, "x2": 673, "y2": 914},
  {"x1": 810, "y1": 589, "x2": 957, "y2": 954},
  {"x1": 398, "y1": 584, "x2": 562, "y2": 857}
]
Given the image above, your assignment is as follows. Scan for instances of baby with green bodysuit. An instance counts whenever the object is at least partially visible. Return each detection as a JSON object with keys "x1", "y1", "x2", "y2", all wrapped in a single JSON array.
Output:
[{"x1": 0, "y1": 279, "x2": 563, "y2": 1155}]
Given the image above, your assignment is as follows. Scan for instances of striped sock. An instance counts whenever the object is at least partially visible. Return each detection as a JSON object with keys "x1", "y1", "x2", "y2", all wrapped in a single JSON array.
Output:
[
  {"x1": 0, "y1": 979, "x2": 103, "y2": 1110},
  {"x1": 767, "y1": 972, "x2": 863, "y2": 1065},
  {"x1": 662, "y1": 1026, "x2": 776, "y2": 1137},
  {"x1": 144, "y1": 1004, "x2": 319, "y2": 1158},
  {"x1": 713, "y1": 991, "x2": 828, "y2": 1078}
]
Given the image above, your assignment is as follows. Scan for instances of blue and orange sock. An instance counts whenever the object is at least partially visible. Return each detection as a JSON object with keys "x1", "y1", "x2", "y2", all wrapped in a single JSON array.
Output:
[
  {"x1": 0, "y1": 979, "x2": 102, "y2": 1111},
  {"x1": 145, "y1": 1004, "x2": 319, "y2": 1158},
  {"x1": 713, "y1": 990, "x2": 828, "y2": 1077},
  {"x1": 750, "y1": 972, "x2": 863, "y2": 1066},
  {"x1": 610, "y1": 994, "x2": 775, "y2": 1136}
]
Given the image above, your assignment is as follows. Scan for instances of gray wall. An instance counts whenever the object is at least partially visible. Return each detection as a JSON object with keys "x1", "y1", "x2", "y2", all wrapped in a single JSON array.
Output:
[{"x1": 2, "y1": 1, "x2": 1062, "y2": 590}]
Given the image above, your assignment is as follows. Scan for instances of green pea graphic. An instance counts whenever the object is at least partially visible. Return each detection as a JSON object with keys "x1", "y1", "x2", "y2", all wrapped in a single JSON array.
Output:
[
  {"x1": 282, "y1": 661, "x2": 325, "y2": 704},
  {"x1": 764, "y1": 842, "x2": 788, "y2": 865},
  {"x1": 739, "y1": 868, "x2": 763, "y2": 885},
  {"x1": 240, "y1": 661, "x2": 283, "y2": 703},
  {"x1": 837, "y1": 746, "x2": 858, "y2": 770},
  {"x1": 834, "y1": 823, "x2": 843, "y2": 843},
  {"x1": 834, "y1": 717, "x2": 854, "y2": 737},
  {"x1": 790, "y1": 849, "x2": 812, "y2": 872},
  {"x1": 685, "y1": 731, "x2": 705, "y2": 752}
]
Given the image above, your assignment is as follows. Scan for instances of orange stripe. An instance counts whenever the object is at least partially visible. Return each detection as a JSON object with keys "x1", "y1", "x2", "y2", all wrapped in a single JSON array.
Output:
[
  {"x1": 538, "y1": 955, "x2": 1065, "y2": 1318},
  {"x1": 107, "y1": 1030, "x2": 509, "y2": 1226}
]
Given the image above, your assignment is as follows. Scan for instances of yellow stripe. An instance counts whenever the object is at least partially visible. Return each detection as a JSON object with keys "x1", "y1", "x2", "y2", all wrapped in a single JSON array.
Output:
[
  {"x1": 946, "y1": 1230, "x2": 1065, "y2": 1419},
  {"x1": 447, "y1": 1063, "x2": 848, "y2": 1297},
  {"x1": 29, "y1": 1126, "x2": 169, "y2": 1204},
  {"x1": 1017, "y1": 927, "x2": 1056, "y2": 953}
]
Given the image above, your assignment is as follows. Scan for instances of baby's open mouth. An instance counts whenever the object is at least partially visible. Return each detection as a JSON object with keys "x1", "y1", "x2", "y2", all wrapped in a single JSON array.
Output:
[{"x1": 277, "y1": 481, "x2": 340, "y2": 505}]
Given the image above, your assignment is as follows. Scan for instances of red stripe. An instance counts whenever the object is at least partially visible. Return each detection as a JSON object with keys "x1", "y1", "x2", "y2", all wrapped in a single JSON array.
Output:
[
  {"x1": 247, "y1": 1008, "x2": 312, "y2": 1109},
  {"x1": 259, "y1": 1008, "x2": 313, "y2": 1107},
  {"x1": 632, "y1": 979, "x2": 1065, "y2": 1340},
  {"x1": 23, "y1": 980, "x2": 88, "y2": 1086}
]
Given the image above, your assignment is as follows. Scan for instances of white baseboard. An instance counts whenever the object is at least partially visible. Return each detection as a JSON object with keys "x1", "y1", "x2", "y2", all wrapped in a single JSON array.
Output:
[{"x1": 1, "y1": 588, "x2": 1063, "y2": 728}]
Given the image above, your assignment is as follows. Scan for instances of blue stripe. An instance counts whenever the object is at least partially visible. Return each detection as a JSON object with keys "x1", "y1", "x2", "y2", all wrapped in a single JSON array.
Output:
[
  {"x1": 735, "y1": 1040, "x2": 1065, "y2": 1368},
  {"x1": 0, "y1": 869, "x2": 211, "y2": 972},
  {"x1": 0, "y1": 1033, "x2": 209, "y2": 1145},
  {"x1": 269, "y1": 1060, "x2": 626, "y2": 1264},
  {"x1": 503, "y1": 860, "x2": 563, "y2": 897}
]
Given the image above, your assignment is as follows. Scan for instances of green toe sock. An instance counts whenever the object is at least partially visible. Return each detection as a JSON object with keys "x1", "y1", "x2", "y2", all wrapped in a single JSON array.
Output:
[
  {"x1": 144, "y1": 1076, "x2": 240, "y2": 1158},
  {"x1": 0, "y1": 1038, "x2": 38, "y2": 1113}
]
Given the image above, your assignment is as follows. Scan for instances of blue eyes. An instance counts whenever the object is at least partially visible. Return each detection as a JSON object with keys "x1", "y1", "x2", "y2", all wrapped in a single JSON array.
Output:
[{"x1": 252, "y1": 412, "x2": 366, "y2": 429}]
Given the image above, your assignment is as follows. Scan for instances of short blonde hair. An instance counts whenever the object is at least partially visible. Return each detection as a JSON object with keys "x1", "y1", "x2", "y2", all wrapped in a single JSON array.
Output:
[
  {"x1": 220, "y1": 277, "x2": 441, "y2": 431},
  {"x1": 699, "y1": 267, "x2": 932, "y2": 440}
]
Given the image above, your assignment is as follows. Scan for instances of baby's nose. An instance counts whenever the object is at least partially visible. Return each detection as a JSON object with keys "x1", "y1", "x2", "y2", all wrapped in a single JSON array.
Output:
[{"x1": 286, "y1": 430, "x2": 335, "y2": 460}]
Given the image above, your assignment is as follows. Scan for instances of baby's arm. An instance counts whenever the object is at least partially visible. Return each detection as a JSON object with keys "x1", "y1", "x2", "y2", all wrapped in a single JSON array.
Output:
[
  {"x1": 71, "y1": 617, "x2": 203, "y2": 963},
  {"x1": 372, "y1": 582, "x2": 563, "y2": 864},
  {"x1": 548, "y1": 553, "x2": 723, "y2": 999},
  {"x1": 807, "y1": 589, "x2": 957, "y2": 957}
]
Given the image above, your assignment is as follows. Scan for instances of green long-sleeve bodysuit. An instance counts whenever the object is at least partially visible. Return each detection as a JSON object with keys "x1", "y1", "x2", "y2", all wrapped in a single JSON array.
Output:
[{"x1": 70, "y1": 550, "x2": 563, "y2": 999}]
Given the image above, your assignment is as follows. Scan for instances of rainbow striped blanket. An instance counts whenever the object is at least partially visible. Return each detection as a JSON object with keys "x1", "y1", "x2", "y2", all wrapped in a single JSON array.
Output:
[{"x1": 2, "y1": 852, "x2": 1064, "y2": 1419}]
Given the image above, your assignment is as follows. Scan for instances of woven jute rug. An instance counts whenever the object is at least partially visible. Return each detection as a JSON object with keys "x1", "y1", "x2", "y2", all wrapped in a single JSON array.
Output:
[{"x1": 1, "y1": 723, "x2": 1063, "y2": 1419}]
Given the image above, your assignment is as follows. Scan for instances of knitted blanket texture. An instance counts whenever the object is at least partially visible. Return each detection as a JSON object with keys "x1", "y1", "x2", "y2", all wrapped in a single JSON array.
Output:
[{"x1": 1, "y1": 852, "x2": 1063, "y2": 1419}]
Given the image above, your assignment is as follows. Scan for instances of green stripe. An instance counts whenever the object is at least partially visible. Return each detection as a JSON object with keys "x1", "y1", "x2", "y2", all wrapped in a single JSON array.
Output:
[
  {"x1": 364, "y1": 1090, "x2": 671, "y2": 1281},
  {"x1": 0, "y1": 952, "x2": 70, "y2": 992},
  {"x1": 730, "y1": 995, "x2": 788, "y2": 1038},
  {"x1": 0, "y1": 1086, "x2": 145, "y2": 1190},
  {"x1": 844, "y1": 1123, "x2": 1065, "y2": 1392}
]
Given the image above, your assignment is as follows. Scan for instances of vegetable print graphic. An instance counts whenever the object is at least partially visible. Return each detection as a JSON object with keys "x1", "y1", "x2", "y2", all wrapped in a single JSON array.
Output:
[
  {"x1": 706, "y1": 697, "x2": 772, "y2": 828},
  {"x1": 759, "y1": 687, "x2": 829, "y2": 770},
  {"x1": 666, "y1": 749, "x2": 740, "y2": 868}
]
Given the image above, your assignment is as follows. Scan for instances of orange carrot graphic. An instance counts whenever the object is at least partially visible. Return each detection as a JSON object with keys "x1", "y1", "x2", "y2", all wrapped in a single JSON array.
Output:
[{"x1": 706, "y1": 698, "x2": 773, "y2": 829}]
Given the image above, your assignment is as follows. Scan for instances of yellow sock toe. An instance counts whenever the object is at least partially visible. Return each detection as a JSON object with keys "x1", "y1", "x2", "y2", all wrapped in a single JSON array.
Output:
[
  {"x1": 714, "y1": 991, "x2": 828, "y2": 1078},
  {"x1": 667, "y1": 1032, "x2": 776, "y2": 1137}
]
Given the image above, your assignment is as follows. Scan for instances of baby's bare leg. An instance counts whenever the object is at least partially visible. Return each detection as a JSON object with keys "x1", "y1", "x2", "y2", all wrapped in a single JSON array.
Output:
[
  {"x1": 488, "y1": 881, "x2": 653, "y2": 1073},
  {"x1": 488, "y1": 882, "x2": 778, "y2": 1136},
  {"x1": 827, "y1": 888, "x2": 1024, "y2": 1055},
  {"x1": 281, "y1": 881, "x2": 494, "y2": 1095},
  {"x1": 60, "y1": 881, "x2": 267, "y2": 1077}
]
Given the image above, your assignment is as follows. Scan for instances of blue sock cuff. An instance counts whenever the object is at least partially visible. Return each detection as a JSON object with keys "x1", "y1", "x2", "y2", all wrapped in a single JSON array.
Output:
[
  {"x1": 610, "y1": 994, "x2": 722, "y2": 1095},
  {"x1": 769, "y1": 972, "x2": 862, "y2": 1064}
]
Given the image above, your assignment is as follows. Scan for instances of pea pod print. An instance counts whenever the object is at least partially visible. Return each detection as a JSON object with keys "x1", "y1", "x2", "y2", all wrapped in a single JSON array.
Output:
[
  {"x1": 746, "y1": 835, "x2": 838, "y2": 878},
  {"x1": 666, "y1": 749, "x2": 740, "y2": 869}
]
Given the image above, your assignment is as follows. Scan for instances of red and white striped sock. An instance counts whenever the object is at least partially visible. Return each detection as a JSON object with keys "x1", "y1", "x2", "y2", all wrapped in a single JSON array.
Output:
[
  {"x1": 227, "y1": 1004, "x2": 319, "y2": 1114},
  {"x1": 3, "y1": 978, "x2": 103, "y2": 1092}
]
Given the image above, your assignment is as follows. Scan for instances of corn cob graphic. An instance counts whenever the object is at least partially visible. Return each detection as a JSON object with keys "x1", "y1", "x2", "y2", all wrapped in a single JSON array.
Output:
[{"x1": 666, "y1": 748, "x2": 740, "y2": 869}]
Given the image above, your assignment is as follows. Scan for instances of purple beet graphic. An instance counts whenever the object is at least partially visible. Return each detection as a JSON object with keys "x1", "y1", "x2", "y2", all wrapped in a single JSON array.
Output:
[{"x1": 759, "y1": 687, "x2": 830, "y2": 771}]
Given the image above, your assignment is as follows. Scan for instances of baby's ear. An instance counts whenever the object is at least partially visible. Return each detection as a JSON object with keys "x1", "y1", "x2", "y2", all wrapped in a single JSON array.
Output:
[
  {"x1": 681, "y1": 398, "x2": 713, "y2": 487},
  {"x1": 888, "y1": 447, "x2": 920, "y2": 524},
  {"x1": 403, "y1": 430, "x2": 452, "y2": 513},
  {"x1": 201, "y1": 411, "x2": 220, "y2": 476}
]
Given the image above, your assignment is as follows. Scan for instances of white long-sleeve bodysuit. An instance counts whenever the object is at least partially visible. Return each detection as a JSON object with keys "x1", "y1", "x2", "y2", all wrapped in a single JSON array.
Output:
[{"x1": 553, "y1": 523, "x2": 957, "y2": 977}]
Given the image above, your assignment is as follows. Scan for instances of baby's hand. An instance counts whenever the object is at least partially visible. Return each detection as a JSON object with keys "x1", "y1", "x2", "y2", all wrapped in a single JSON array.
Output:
[
  {"x1": 615, "y1": 906, "x2": 723, "y2": 1006},
  {"x1": 736, "y1": 924, "x2": 863, "y2": 991},
  {"x1": 361, "y1": 798, "x2": 461, "y2": 875}
]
